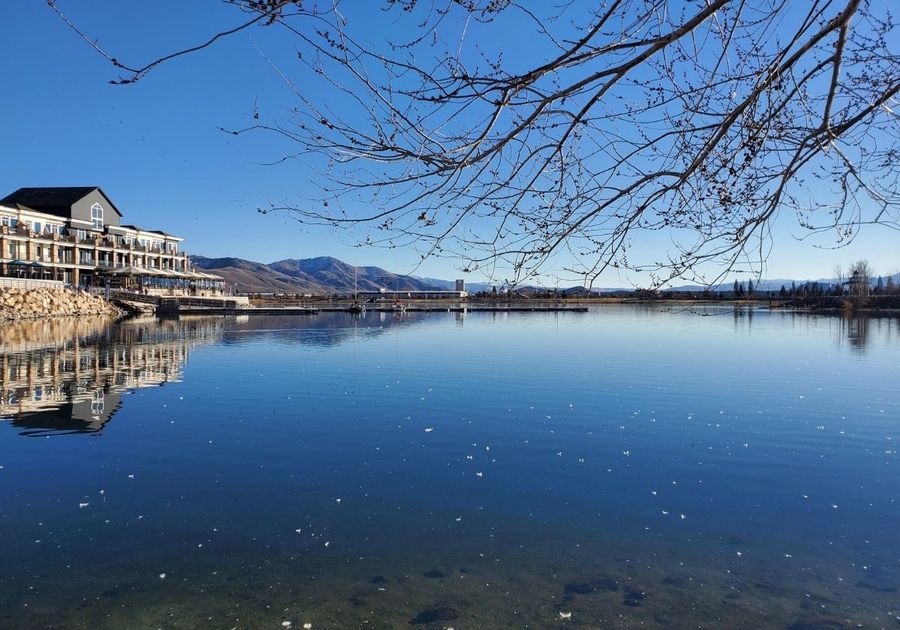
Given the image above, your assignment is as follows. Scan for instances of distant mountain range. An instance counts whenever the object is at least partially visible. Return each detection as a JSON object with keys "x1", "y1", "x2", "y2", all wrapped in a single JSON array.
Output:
[
  {"x1": 190, "y1": 255, "x2": 492, "y2": 294},
  {"x1": 191, "y1": 255, "x2": 898, "y2": 295}
]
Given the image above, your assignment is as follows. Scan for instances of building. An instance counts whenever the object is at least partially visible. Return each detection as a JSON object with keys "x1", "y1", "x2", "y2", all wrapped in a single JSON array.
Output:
[
  {"x1": 455, "y1": 279, "x2": 465, "y2": 292},
  {"x1": 0, "y1": 187, "x2": 222, "y2": 294}
]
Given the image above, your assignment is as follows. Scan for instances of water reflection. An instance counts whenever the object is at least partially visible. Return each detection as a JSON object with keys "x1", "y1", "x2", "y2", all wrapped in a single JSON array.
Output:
[
  {"x1": 842, "y1": 314, "x2": 870, "y2": 351},
  {"x1": 221, "y1": 311, "x2": 429, "y2": 348},
  {"x1": 0, "y1": 307, "x2": 897, "y2": 628},
  {"x1": 0, "y1": 317, "x2": 222, "y2": 436}
]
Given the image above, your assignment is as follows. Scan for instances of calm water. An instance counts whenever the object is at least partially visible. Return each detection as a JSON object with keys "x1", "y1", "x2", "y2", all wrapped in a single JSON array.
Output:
[{"x1": 0, "y1": 307, "x2": 897, "y2": 629}]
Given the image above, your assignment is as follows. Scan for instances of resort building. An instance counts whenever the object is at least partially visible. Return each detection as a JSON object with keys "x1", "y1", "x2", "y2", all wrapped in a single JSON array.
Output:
[{"x1": 0, "y1": 187, "x2": 223, "y2": 295}]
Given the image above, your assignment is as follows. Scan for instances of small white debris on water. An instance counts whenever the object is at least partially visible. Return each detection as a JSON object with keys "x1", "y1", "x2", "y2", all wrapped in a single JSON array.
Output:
[
  {"x1": 128, "y1": 474, "x2": 135, "y2": 479},
  {"x1": 335, "y1": 498, "x2": 342, "y2": 503},
  {"x1": 78, "y1": 502, "x2": 89, "y2": 509},
  {"x1": 295, "y1": 528, "x2": 302, "y2": 534},
  {"x1": 559, "y1": 611, "x2": 572, "y2": 619},
  {"x1": 324, "y1": 541, "x2": 330, "y2": 548},
  {"x1": 475, "y1": 472, "x2": 484, "y2": 478},
  {"x1": 159, "y1": 573, "x2": 166, "y2": 580},
  {"x1": 736, "y1": 552, "x2": 742, "y2": 557},
  {"x1": 424, "y1": 427, "x2": 434, "y2": 433},
  {"x1": 680, "y1": 514, "x2": 686, "y2": 520},
  {"x1": 282, "y1": 622, "x2": 291, "y2": 628},
  {"x1": 303, "y1": 624, "x2": 312, "y2": 629}
]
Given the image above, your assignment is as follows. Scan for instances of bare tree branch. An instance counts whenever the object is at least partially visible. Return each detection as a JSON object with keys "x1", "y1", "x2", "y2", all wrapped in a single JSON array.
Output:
[{"x1": 51, "y1": 0, "x2": 900, "y2": 286}]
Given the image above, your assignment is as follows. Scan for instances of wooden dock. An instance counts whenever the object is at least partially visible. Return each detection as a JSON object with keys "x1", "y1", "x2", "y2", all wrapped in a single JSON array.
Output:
[{"x1": 173, "y1": 305, "x2": 587, "y2": 315}]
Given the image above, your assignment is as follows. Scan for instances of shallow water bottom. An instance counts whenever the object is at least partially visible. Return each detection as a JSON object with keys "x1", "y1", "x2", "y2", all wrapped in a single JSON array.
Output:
[{"x1": 5, "y1": 530, "x2": 896, "y2": 629}]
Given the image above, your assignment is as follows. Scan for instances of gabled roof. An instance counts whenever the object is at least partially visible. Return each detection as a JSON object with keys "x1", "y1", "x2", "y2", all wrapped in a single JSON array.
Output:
[{"x1": 0, "y1": 187, "x2": 124, "y2": 218}]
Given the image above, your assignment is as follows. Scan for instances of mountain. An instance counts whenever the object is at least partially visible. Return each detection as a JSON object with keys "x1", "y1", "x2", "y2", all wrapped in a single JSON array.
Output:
[
  {"x1": 192, "y1": 255, "x2": 900, "y2": 295},
  {"x1": 191, "y1": 255, "x2": 455, "y2": 294}
]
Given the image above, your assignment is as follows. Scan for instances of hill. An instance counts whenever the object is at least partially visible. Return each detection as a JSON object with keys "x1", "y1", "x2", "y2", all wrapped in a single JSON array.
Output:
[{"x1": 191, "y1": 255, "x2": 452, "y2": 294}]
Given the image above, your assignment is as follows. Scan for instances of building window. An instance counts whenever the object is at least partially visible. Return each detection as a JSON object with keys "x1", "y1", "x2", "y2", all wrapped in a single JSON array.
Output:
[
  {"x1": 76, "y1": 229, "x2": 86, "y2": 241},
  {"x1": 91, "y1": 203, "x2": 104, "y2": 230},
  {"x1": 91, "y1": 391, "x2": 105, "y2": 416}
]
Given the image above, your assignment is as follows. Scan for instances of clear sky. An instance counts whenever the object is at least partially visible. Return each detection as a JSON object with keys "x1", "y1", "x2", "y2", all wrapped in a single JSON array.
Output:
[{"x1": 2, "y1": 1, "x2": 896, "y2": 287}]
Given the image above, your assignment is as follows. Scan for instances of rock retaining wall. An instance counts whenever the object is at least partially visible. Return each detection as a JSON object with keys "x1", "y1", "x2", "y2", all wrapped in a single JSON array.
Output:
[{"x1": 0, "y1": 287, "x2": 121, "y2": 322}]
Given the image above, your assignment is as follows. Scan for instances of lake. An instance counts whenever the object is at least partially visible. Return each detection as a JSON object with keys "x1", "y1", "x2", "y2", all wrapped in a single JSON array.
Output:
[{"x1": 0, "y1": 307, "x2": 897, "y2": 629}]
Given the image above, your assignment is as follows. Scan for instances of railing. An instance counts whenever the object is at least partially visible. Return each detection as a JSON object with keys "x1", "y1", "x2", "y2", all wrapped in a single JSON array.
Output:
[{"x1": 0, "y1": 277, "x2": 65, "y2": 290}]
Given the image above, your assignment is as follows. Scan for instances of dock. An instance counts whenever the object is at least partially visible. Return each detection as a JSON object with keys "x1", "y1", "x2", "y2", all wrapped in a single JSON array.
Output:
[
  {"x1": 110, "y1": 291, "x2": 588, "y2": 315},
  {"x1": 177, "y1": 305, "x2": 587, "y2": 315}
]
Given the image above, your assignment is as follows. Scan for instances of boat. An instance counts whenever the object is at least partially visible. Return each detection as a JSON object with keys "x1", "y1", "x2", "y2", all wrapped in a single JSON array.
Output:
[{"x1": 349, "y1": 263, "x2": 365, "y2": 313}]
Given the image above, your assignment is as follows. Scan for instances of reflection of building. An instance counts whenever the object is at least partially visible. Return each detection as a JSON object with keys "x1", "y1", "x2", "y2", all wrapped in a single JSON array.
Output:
[
  {"x1": 0, "y1": 317, "x2": 222, "y2": 436},
  {"x1": 0, "y1": 187, "x2": 223, "y2": 295}
]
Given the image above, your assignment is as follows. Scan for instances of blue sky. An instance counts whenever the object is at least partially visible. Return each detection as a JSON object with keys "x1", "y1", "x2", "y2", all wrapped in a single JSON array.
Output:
[{"x1": 2, "y1": 1, "x2": 896, "y2": 286}]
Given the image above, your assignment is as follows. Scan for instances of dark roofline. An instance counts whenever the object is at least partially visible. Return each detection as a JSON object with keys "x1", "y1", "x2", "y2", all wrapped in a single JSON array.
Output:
[
  {"x1": 0, "y1": 187, "x2": 124, "y2": 217},
  {"x1": 120, "y1": 224, "x2": 183, "y2": 240}
]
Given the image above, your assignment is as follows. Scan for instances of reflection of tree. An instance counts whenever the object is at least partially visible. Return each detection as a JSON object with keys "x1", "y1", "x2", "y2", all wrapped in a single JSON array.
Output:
[
  {"x1": 731, "y1": 304, "x2": 754, "y2": 331},
  {"x1": 1, "y1": 317, "x2": 223, "y2": 436},
  {"x1": 842, "y1": 315, "x2": 870, "y2": 352}
]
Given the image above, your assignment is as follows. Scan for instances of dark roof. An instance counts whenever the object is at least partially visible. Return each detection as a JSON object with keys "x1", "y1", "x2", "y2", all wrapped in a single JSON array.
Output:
[
  {"x1": 120, "y1": 224, "x2": 180, "y2": 239},
  {"x1": 0, "y1": 187, "x2": 123, "y2": 218}
]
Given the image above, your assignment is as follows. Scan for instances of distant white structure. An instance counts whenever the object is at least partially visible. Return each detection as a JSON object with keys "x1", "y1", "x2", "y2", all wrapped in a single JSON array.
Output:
[
  {"x1": 455, "y1": 279, "x2": 465, "y2": 292},
  {"x1": 357, "y1": 289, "x2": 467, "y2": 300}
]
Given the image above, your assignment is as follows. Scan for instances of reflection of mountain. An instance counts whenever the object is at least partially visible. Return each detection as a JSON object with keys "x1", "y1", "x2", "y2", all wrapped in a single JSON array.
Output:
[
  {"x1": 1, "y1": 317, "x2": 223, "y2": 436},
  {"x1": 221, "y1": 311, "x2": 436, "y2": 348}
]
